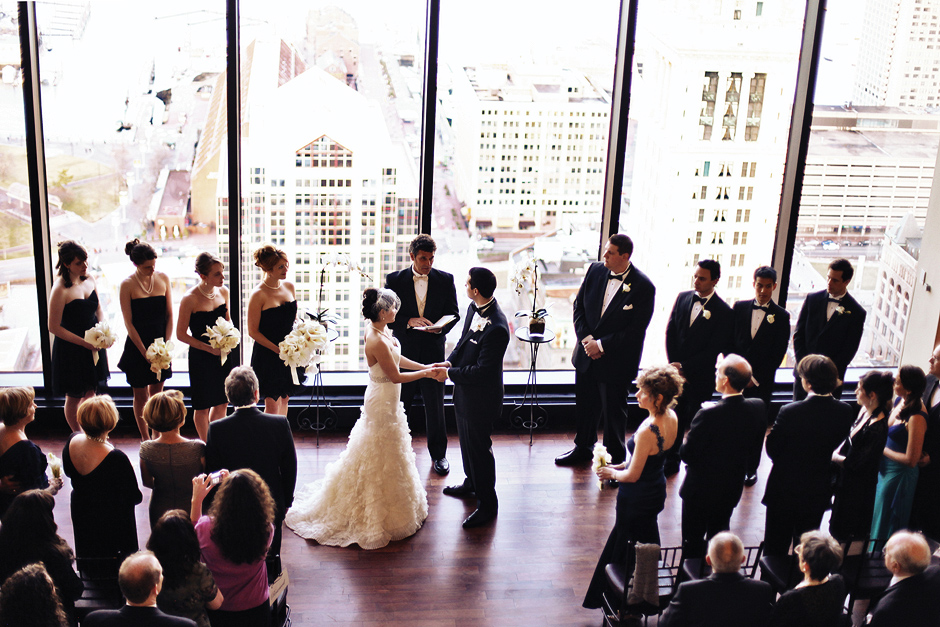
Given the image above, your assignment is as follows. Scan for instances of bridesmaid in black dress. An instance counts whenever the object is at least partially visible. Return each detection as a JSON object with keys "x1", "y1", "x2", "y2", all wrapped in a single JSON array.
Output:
[
  {"x1": 118, "y1": 239, "x2": 174, "y2": 441},
  {"x1": 176, "y1": 252, "x2": 234, "y2": 441},
  {"x1": 247, "y1": 245, "x2": 304, "y2": 416},
  {"x1": 48, "y1": 241, "x2": 109, "y2": 432}
]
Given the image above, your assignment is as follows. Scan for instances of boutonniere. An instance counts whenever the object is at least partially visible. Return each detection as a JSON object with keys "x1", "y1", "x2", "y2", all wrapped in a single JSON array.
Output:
[
  {"x1": 470, "y1": 317, "x2": 490, "y2": 332},
  {"x1": 622, "y1": 283, "x2": 631, "y2": 293},
  {"x1": 835, "y1": 305, "x2": 848, "y2": 315},
  {"x1": 766, "y1": 314, "x2": 775, "y2": 324},
  {"x1": 702, "y1": 310, "x2": 711, "y2": 320},
  {"x1": 623, "y1": 304, "x2": 633, "y2": 311}
]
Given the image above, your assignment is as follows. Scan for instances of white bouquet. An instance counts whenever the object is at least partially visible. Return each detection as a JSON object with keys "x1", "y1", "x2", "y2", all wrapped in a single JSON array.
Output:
[
  {"x1": 83, "y1": 321, "x2": 117, "y2": 366},
  {"x1": 204, "y1": 317, "x2": 241, "y2": 365},
  {"x1": 278, "y1": 318, "x2": 329, "y2": 384},
  {"x1": 145, "y1": 337, "x2": 175, "y2": 381},
  {"x1": 47, "y1": 452, "x2": 63, "y2": 479},
  {"x1": 592, "y1": 443, "x2": 613, "y2": 490}
]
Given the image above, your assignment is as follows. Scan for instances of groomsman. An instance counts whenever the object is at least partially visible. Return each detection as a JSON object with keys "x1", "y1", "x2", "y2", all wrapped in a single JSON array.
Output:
[
  {"x1": 385, "y1": 234, "x2": 460, "y2": 476},
  {"x1": 438, "y1": 268, "x2": 510, "y2": 528},
  {"x1": 911, "y1": 344, "x2": 940, "y2": 540},
  {"x1": 555, "y1": 234, "x2": 655, "y2": 467},
  {"x1": 731, "y1": 266, "x2": 791, "y2": 486},
  {"x1": 664, "y1": 259, "x2": 733, "y2": 475},
  {"x1": 792, "y1": 258, "x2": 866, "y2": 400}
]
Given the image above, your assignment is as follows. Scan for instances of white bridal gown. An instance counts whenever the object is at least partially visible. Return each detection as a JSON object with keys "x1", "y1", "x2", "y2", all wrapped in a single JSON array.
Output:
[{"x1": 285, "y1": 340, "x2": 428, "y2": 549}]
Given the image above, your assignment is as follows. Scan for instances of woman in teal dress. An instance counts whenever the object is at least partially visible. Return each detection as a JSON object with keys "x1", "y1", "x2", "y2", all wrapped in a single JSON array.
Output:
[{"x1": 870, "y1": 365, "x2": 928, "y2": 541}]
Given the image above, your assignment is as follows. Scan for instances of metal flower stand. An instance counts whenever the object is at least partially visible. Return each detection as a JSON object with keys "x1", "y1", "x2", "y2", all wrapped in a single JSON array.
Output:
[
  {"x1": 296, "y1": 326, "x2": 340, "y2": 447},
  {"x1": 509, "y1": 327, "x2": 555, "y2": 445}
]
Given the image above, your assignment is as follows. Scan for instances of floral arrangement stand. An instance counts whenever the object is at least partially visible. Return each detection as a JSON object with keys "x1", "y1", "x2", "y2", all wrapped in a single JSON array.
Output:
[
  {"x1": 295, "y1": 323, "x2": 340, "y2": 446},
  {"x1": 509, "y1": 326, "x2": 555, "y2": 445}
]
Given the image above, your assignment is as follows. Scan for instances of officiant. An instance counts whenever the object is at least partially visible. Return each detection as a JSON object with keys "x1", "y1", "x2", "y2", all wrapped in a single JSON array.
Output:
[{"x1": 386, "y1": 234, "x2": 460, "y2": 476}]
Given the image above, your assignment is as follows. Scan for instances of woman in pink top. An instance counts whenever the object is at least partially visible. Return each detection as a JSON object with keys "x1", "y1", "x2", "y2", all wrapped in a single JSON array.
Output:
[{"x1": 191, "y1": 469, "x2": 274, "y2": 627}]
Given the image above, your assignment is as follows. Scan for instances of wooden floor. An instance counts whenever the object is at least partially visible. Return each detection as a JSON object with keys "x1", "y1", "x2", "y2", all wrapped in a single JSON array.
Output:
[{"x1": 36, "y1": 427, "x2": 775, "y2": 626}]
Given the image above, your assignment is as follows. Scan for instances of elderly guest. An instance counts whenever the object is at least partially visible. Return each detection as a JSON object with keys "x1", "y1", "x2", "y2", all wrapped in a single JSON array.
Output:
[{"x1": 769, "y1": 530, "x2": 847, "y2": 627}]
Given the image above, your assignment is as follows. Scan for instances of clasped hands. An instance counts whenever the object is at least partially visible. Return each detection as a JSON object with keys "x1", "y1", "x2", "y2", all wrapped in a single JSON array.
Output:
[
  {"x1": 596, "y1": 461, "x2": 627, "y2": 482},
  {"x1": 581, "y1": 337, "x2": 602, "y2": 360},
  {"x1": 427, "y1": 361, "x2": 451, "y2": 382}
]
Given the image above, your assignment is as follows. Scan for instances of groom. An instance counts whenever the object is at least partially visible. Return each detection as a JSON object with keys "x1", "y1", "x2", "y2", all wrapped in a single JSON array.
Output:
[{"x1": 435, "y1": 267, "x2": 510, "y2": 529}]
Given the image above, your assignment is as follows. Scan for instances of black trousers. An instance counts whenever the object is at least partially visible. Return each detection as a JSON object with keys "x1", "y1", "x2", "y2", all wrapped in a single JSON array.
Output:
[
  {"x1": 743, "y1": 386, "x2": 771, "y2": 476},
  {"x1": 763, "y1": 503, "x2": 826, "y2": 556},
  {"x1": 453, "y1": 385, "x2": 498, "y2": 512},
  {"x1": 400, "y1": 376, "x2": 448, "y2": 460},
  {"x1": 681, "y1": 498, "x2": 735, "y2": 559},
  {"x1": 573, "y1": 370, "x2": 631, "y2": 464}
]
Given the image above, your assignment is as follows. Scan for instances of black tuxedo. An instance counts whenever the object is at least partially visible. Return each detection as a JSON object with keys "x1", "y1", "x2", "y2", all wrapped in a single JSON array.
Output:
[
  {"x1": 679, "y1": 395, "x2": 766, "y2": 557},
  {"x1": 570, "y1": 261, "x2": 655, "y2": 462},
  {"x1": 205, "y1": 406, "x2": 297, "y2": 555},
  {"x1": 761, "y1": 395, "x2": 854, "y2": 554},
  {"x1": 665, "y1": 290, "x2": 733, "y2": 465},
  {"x1": 792, "y1": 289, "x2": 866, "y2": 399},
  {"x1": 385, "y1": 266, "x2": 459, "y2": 460},
  {"x1": 912, "y1": 374, "x2": 940, "y2": 539},
  {"x1": 84, "y1": 606, "x2": 197, "y2": 627},
  {"x1": 867, "y1": 565, "x2": 940, "y2": 627},
  {"x1": 447, "y1": 300, "x2": 510, "y2": 513},
  {"x1": 660, "y1": 572, "x2": 774, "y2": 627}
]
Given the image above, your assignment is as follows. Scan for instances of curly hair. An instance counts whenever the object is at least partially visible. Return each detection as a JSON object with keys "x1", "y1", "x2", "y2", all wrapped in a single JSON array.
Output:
[
  {"x1": 0, "y1": 386, "x2": 34, "y2": 426},
  {"x1": 0, "y1": 563, "x2": 68, "y2": 627},
  {"x1": 208, "y1": 469, "x2": 275, "y2": 564},
  {"x1": 636, "y1": 365, "x2": 685, "y2": 414},
  {"x1": 253, "y1": 245, "x2": 289, "y2": 272},
  {"x1": 55, "y1": 240, "x2": 88, "y2": 288},
  {"x1": 147, "y1": 509, "x2": 202, "y2": 582},
  {"x1": 142, "y1": 390, "x2": 187, "y2": 433},
  {"x1": 0, "y1": 491, "x2": 75, "y2": 585}
]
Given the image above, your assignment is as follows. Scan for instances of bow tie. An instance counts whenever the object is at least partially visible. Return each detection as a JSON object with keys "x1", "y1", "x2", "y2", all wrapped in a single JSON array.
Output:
[
  {"x1": 752, "y1": 302, "x2": 768, "y2": 311},
  {"x1": 413, "y1": 274, "x2": 428, "y2": 283},
  {"x1": 692, "y1": 295, "x2": 707, "y2": 306},
  {"x1": 471, "y1": 303, "x2": 487, "y2": 315},
  {"x1": 827, "y1": 296, "x2": 842, "y2": 304},
  {"x1": 608, "y1": 271, "x2": 627, "y2": 281}
]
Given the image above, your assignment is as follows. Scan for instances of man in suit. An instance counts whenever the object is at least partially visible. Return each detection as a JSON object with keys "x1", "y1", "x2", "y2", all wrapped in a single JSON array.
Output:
[
  {"x1": 664, "y1": 259, "x2": 733, "y2": 475},
  {"x1": 555, "y1": 234, "x2": 655, "y2": 467},
  {"x1": 762, "y1": 354, "x2": 854, "y2": 555},
  {"x1": 792, "y1": 258, "x2": 866, "y2": 400},
  {"x1": 385, "y1": 234, "x2": 460, "y2": 476},
  {"x1": 206, "y1": 366, "x2": 297, "y2": 555},
  {"x1": 436, "y1": 268, "x2": 510, "y2": 528},
  {"x1": 679, "y1": 354, "x2": 766, "y2": 558},
  {"x1": 866, "y1": 531, "x2": 940, "y2": 626},
  {"x1": 84, "y1": 551, "x2": 197, "y2": 627},
  {"x1": 660, "y1": 532, "x2": 774, "y2": 627},
  {"x1": 911, "y1": 344, "x2": 940, "y2": 539},
  {"x1": 731, "y1": 266, "x2": 791, "y2": 486}
]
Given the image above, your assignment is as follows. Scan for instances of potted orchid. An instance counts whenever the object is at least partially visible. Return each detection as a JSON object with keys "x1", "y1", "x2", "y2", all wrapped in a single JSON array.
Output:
[
  {"x1": 309, "y1": 252, "x2": 373, "y2": 326},
  {"x1": 511, "y1": 256, "x2": 551, "y2": 337}
]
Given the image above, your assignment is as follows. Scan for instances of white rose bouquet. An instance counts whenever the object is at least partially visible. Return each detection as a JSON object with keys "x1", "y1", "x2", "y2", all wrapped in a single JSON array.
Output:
[
  {"x1": 83, "y1": 321, "x2": 117, "y2": 366},
  {"x1": 278, "y1": 318, "x2": 329, "y2": 385},
  {"x1": 204, "y1": 317, "x2": 241, "y2": 366},
  {"x1": 592, "y1": 443, "x2": 613, "y2": 490},
  {"x1": 145, "y1": 337, "x2": 175, "y2": 381}
]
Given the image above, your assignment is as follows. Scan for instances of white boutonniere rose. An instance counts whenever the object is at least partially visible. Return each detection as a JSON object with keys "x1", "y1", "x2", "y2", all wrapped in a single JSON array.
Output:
[
  {"x1": 702, "y1": 310, "x2": 711, "y2": 320},
  {"x1": 471, "y1": 317, "x2": 490, "y2": 333},
  {"x1": 622, "y1": 283, "x2": 631, "y2": 293},
  {"x1": 766, "y1": 314, "x2": 775, "y2": 324},
  {"x1": 835, "y1": 305, "x2": 847, "y2": 315}
]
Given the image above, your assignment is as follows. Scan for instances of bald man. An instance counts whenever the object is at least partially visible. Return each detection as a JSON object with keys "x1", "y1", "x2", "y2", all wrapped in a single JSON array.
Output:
[
  {"x1": 867, "y1": 531, "x2": 940, "y2": 626},
  {"x1": 678, "y1": 354, "x2": 766, "y2": 558}
]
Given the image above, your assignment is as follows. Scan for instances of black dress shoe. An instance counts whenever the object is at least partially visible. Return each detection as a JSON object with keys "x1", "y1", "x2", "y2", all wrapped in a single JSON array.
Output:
[
  {"x1": 443, "y1": 483, "x2": 475, "y2": 497},
  {"x1": 743, "y1": 473, "x2": 758, "y2": 487},
  {"x1": 554, "y1": 447, "x2": 592, "y2": 466},
  {"x1": 462, "y1": 508, "x2": 497, "y2": 529},
  {"x1": 433, "y1": 458, "x2": 450, "y2": 476}
]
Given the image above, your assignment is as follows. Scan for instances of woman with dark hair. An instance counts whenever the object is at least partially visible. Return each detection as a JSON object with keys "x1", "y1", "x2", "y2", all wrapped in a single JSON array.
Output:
[
  {"x1": 247, "y1": 245, "x2": 301, "y2": 416},
  {"x1": 829, "y1": 370, "x2": 892, "y2": 541},
  {"x1": 118, "y1": 238, "x2": 174, "y2": 440},
  {"x1": 0, "y1": 491, "x2": 83, "y2": 621},
  {"x1": 140, "y1": 391, "x2": 206, "y2": 527},
  {"x1": 147, "y1": 509, "x2": 222, "y2": 627},
  {"x1": 191, "y1": 469, "x2": 274, "y2": 627},
  {"x1": 286, "y1": 288, "x2": 439, "y2": 548},
  {"x1": 871, "y1": 365, "x2": 928, "y2": 540},
  {"x1": 769, "y1": 530, "x2": 847, "y2": 627},
  {"x1": 0, "y1": 387, "x2": 61, "y2": 517},
  {"x1": 0, "y1": 563, "x2": 69, "y2": 627},
  {"x1": 176, "y1": 252, "x2": 234, "y2": 440},
  {"x1": 583, "y1": 364, "x2": 683, "y2": 610},
  {"x1": 48, "y1": 240, "x2": 109, "y2": 432}
]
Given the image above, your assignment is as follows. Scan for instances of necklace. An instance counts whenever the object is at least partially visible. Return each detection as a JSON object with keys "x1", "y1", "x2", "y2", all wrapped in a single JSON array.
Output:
[
  {"x1": 262, "y1": 278, "x2": 281, "y2": 290},
  {"x1": 135, "y1": 270, "x2": 154, "y2": 294},
  {"x1": 370, "y1": 324, "x2": 391, "y2": 338},
  {"x1": 86, "y1": 435, "x2": 108, "y2": 444},
  {"x1": 197, "y1": 283, "x2": 217, "y2": 300}
]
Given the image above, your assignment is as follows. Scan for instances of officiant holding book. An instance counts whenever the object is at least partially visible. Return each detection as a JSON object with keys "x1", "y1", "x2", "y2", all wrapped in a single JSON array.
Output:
[{"x1": 386, "y1": 234, "x2": 460, "y2": 476}]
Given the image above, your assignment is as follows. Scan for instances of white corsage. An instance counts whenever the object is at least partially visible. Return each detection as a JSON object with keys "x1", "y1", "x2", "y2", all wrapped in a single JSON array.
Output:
[
  {"x1": 622, "y1": 283, "x2": 631, "y2": 293},
  {"x1": 83, "y1": 321, "x2": 117, "y2": 366},
  {"x1": 279, "y1": 318, "x2": 329, "y2": 384},
  {"x1": 592, "y1": 443, "x2": 613, "y2": 490},
  {"x1": 702, "y1": 310, "x2": 711, "y2": 320},
  {"x1": 766, "y1": 314, "x2": 775, "y2": 324},
  {"x1": 470, "y1": 316, "x2": 490, "y2": 333},
  {"x1": 835, "y1": 305, "x2": 847, "y2": 315},
  {"x1": 204, "y1": 317, "x2": 241, "y2": 366},
  {"x1": 145, "y1": 338, "x2": 175, "y2": 381}
]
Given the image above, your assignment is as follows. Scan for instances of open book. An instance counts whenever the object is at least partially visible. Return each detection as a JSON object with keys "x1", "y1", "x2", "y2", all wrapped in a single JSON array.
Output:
[{"x1": 412, "y1": 314, "x2": 457, "y2": 332}]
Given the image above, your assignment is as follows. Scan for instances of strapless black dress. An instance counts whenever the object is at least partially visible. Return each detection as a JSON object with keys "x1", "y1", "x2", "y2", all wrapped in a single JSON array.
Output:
[
  {"x1": 118, "y1": 295, "x2": 171, "y2": 387},
  {"x1": 250, "y1": 301, "x2": 305, "y2": 400},
  {"x1": 52, "y1": 290, "x2": 110, "y2": 397},
  {"x1": 189, "y1": 304, "x2": 235, "y2": 410}
]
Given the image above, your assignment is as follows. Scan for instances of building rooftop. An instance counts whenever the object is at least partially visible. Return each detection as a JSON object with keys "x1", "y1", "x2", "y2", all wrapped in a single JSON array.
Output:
[
  {"x1": 461, "y1": 65, "x2": 608, "y2": 104},
  {"x1": 807, "y1": 128, "x2": 940, "y2": 160}
]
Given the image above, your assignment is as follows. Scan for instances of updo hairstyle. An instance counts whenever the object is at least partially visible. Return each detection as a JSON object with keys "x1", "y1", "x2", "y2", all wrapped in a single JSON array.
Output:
[
  {"x1": 55, "y1": 240, "x2": 88, "y2": 287},
  {"x1": 194, "y1": 252, "x2": 223, "y2": 278},
  {"x1": 253, "y1": 245, "x2": 289, "y2": 272},
  {"x1": 142, "y1": 390, "x2": 187, "y2": 433},
  {"x1": 76, "y1": 395, "x2": 120, "y2": 438},
  {"x1": 636, "y1": 365, "x2": 685, "y2": 414},
  {"x1": 361, "y1": 288, "x2": 401, "y2": 322},
  {"x1": 124, "y1": 239, "x2": 157, "y2": 266}
]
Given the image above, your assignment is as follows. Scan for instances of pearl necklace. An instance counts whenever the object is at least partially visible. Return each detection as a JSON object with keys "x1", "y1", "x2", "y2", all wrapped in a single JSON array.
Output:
[
  {"x1": 261, "y1": 278, "x2": 281, "y2": 290},
  {"x1": 86, "y1": 435, "x2": 108, "y2": 444},
  {"x1": 135, "y1": 270, "x2": 154, "y2": 294},
  {"x1": 370, "y1": 324, "x2": 391, "y2": 338},
  {"x1": 197, "y1": 283, "x2": 217, "y2": 300}
]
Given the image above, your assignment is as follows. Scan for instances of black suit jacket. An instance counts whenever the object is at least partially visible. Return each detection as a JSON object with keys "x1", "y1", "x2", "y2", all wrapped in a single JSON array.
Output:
[
  {"x1": 920, "y1": 374, "x2": 940, "y2": 479},
  {"x1": 660, "y1": 572, "x2": 774, "y2": 627},
  {"x1": 762, "y1": 395, "x2": 854, "y2": 512},
  {"x1": 385, "y1": 267, "x2": 460, "y2": 363},
  {"x1": 679, "y1": 395, "x2": 766, "y2": 509},
  {"x1": 792, "y1": 289, "x2": 866, "y2": 378},
  {"x1": 867, "y1": 565, "x2": 940, "y2": 627},
  {"x1": 666, "y1": 291, "x2": 733, "y2": 396},
  {"x1": 447, "y1": 301, "x2": 510, "y2": 393},
  {"x1": 571, "y1": 262, "x2": 655, "y2": 382},
  {"x1": 205, "y1": 406, "x2": 297, "y2": 519},
  {"x1": 84, "y1": 606, "x2": 197, "y2": 627},
  {"x1": 731, "y1": 299, "x2": 790, "y2": 393}
]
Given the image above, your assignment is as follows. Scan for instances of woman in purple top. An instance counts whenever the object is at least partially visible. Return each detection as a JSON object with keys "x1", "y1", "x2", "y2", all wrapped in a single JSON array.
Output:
[{"x1": 190, "y1": 469, "x2": 274, "y2": 627}]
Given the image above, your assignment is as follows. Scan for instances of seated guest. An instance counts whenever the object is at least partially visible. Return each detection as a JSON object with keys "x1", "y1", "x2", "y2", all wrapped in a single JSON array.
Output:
[
  {"x1": 83, "y1": 551, "x2": 196, "y2": 627},
  {"x1": 660, "y1": 532, "x2": 773, "y2": 627},
  {"x1": 0, "y1": 563, "x2": 69, "y2": 627},
  {"x1": 191, "y1": 469, "x2": 273, "y2": 627},
  {"x1": 866, "y1": 531, "x2": 940, "y2": 627},
  {"x1": 146, "y1": 509, "x2": 223, "y2": 627},
  {"x1": 0, "y1": 490, "x2": 83, "y2": 619},
  {"x1": 769, "y1": 530, "x2": 848, "y2": 627},
  {"x1": 140, "y1": 391, "x2": 206, "y2": 527},
  {"x1": 0, "y1": 386, "x2": 62, "y2": 517}
]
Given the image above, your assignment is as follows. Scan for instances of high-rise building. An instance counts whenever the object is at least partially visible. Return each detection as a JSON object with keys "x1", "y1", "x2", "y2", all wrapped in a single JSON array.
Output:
[{"x1": 871, "y1": 213, "x2": 921, "y2": 365}]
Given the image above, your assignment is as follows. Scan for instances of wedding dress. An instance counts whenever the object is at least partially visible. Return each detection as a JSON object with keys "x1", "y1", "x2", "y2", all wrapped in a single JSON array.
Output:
[{"x1": 285, "y1": 339, "x2": 428, "y2": 549}]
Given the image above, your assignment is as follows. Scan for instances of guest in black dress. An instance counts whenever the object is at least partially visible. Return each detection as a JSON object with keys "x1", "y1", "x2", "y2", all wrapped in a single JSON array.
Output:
[
  {"x1": 248, "y1": 245, "x2": 304, "y2": 416},
  {"x1": 0, "y1": 387, "x2": 61, "y2": 517},
  {"x1": 63, "y1": 395, "x2": 142, "y2": 561},
  {"x1": 830, "y1": 370, "x2": 892, "y2": 541},
  {"x1": 584, "y1": 364, "x2": 683, "y2": 610},
  {"x1": 176, "y1": 252, "x2": 234, "y2": 441},
  {"x1": 49, "y1": 240, "x2": 110, "y2": 432},
  {"x1": 118, "y1": 239, "x2": 174, "y2": 441},
  {"x1": 769, "y1": 530, "x2": 848, "y2": 627}
]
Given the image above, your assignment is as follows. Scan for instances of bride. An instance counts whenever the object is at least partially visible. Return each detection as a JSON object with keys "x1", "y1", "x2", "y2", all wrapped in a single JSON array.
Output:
[{"x1": 285, "y1": 288, "x2": 443, "y2": 549}]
